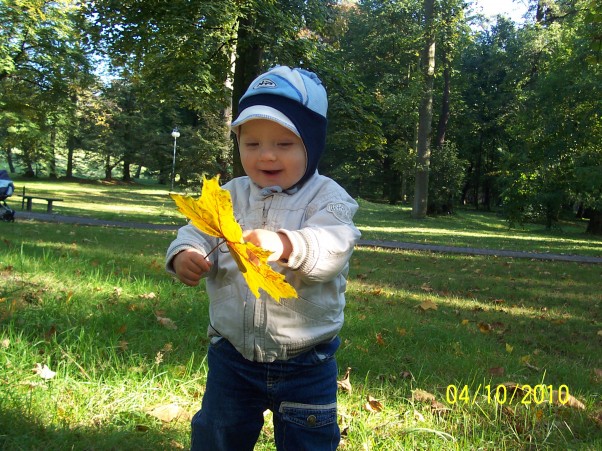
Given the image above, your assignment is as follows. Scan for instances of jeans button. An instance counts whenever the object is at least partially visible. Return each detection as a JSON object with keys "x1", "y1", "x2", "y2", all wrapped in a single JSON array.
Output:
[{"x1": 307, "y1": 414, "x2": 317, "y2": 426}]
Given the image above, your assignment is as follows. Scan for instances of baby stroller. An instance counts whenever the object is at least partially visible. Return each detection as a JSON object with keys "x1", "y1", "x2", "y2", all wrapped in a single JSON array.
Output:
[{"x1": 0, "y1": 170, "x2": 15, "y2": 222}]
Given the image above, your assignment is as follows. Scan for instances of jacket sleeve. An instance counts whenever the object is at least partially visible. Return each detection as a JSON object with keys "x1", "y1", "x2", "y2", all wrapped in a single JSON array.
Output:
[
  {"x1": 165, "y1": 223, "x2": 219, "y2": 275},
  {"x1": 278, "y1": 193, "x2": 361, "y2": 283}
]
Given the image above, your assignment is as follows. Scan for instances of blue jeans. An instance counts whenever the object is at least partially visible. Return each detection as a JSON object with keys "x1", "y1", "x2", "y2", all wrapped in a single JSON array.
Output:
[{"x1": 190, "y1": 337, "x2": 341, "y2": 451}]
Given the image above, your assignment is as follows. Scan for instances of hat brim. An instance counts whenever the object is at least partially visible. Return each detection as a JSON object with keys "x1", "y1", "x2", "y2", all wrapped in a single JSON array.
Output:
[{"x1": 231, "y1": 106, "x2": 300, "y2": 137}]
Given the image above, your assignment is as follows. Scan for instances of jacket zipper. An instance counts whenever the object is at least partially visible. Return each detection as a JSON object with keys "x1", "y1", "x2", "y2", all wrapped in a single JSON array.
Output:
[{"x1": 262, "y1": 196, "x2": 273, "y2": 228}]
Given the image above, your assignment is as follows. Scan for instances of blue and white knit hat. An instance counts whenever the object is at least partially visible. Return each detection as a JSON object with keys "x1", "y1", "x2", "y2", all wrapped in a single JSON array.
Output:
[{"x1": 231, "y1": 65, "x2": 328, "y2": 188}]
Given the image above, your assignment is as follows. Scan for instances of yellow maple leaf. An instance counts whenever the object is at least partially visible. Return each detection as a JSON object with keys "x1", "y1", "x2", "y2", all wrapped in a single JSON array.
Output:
[{"x1": 170, "y1": 175, "x2": 298, "y2": 302}]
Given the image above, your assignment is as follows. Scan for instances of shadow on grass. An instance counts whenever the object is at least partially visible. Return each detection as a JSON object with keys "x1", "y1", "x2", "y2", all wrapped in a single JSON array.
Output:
[{"x1": 0, "y1": 405, "x2": 188, "y2": 450}]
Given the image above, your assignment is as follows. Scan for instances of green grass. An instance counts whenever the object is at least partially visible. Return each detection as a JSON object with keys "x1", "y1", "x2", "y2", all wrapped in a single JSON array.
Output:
[
  {"x1": 13, "y1": 177, "x2": 186, "y2": 225},
  {"x1": 355, "y1": 199, "x2": 602, "y2": 258},
  {"x1": 1, "y1": 179, "x2": 601, "y2": 449},
  {"x1": 10, "y1": 177, "x2": 602, "y2": 257}
]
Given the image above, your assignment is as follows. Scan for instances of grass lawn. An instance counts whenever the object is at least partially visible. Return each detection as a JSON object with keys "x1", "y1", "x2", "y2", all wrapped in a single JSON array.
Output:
[
  {"x1": 8, "y1": 177, "x2": 602, "y2": 257},
  {"x1": 1, "y1": 178, "x2": 601, "y2": 449}
]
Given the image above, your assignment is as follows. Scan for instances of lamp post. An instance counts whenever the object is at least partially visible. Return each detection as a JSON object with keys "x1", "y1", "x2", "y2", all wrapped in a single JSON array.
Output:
[{"x1": 170, "y1": 127, "x2": 180, "y2": 191}]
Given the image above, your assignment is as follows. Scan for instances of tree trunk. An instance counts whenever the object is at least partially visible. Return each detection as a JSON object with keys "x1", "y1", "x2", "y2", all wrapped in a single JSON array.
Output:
[
  {"x1": 49, "y1": 129, "x2": 57, "y2": 178},
  {"x1": 435, "y1": 49, "x2": 451, "y2": 148},
  {"x1": 474, "y1": 134, "x2": 483, "y2": 209},
  {"x1": 105, "y1": 156, "x2": 112, "y2": 180},
  {"x1": 383, "y1": 156, "x2": 400, "y2": 205},
  {"x1": 412, "y1": 0, "x2": 436, "y2": 219},
  {"x1": 401, "y1": 172, "x2": 408, "y2": 204},
  {"x1": 123, "y1": 160, "x2": 131, "y2": 182},
  {"x1": 66, "y1": 135, "x2": 75, "y2": 178},
  {"x1": 586, "y1": 209, "x2": 602, "y2": 235},
  {"x1": 5, "y1": 148, "x2": 15, "y2": 173},
  {"x1": 232, "y1": 15, "x2": 263, "y2": 178}
]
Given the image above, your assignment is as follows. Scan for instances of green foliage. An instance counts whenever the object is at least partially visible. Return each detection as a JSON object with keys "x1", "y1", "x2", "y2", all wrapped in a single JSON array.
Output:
[
  {"x1": 492, "y1": 1, "x2": 602, "y2": 230},
  {"x1": 1, "y1": 0, "x2": 601, "y2": 233},
  {"x1": 427, "y1": 142, "x2": 468, "y2": 214},
  {"x1": 0, "y1": 0, "x2": 94, "y2": 176}
]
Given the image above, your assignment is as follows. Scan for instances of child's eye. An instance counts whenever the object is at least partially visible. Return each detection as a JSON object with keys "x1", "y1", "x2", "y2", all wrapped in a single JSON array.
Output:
[
  {"x1": 244, "y1": 142, "x2": 259, "y2": 148},
  {"x1": 277, "y1": 142, "x2": 293, "y2": 148}
]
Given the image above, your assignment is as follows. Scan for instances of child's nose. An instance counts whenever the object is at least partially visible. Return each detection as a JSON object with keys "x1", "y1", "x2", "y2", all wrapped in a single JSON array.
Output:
[{"x1": 258, "y1": 146, "x2": 276, "y2": 160}]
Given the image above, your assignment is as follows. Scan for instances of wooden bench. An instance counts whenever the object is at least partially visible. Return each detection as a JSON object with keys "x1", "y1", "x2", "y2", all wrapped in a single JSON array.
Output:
[{"x1": 21, "y1": 187, "x2": 63, "y2": 213}]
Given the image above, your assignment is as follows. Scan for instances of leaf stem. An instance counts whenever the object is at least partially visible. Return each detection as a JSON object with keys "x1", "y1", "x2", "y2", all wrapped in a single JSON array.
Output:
[{"x1": 206, "y1": 239, "x2": 226, "y2": 259}]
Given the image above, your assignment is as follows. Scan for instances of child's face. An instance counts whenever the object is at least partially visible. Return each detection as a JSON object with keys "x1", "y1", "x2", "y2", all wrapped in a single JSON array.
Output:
[{"x1": 238, "y1": 119, "x2": 306, "y2": 190}]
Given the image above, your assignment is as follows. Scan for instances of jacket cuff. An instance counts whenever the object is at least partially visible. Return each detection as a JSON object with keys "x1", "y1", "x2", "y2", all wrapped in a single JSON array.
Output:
[
  {"x1": 278, "y1": 229, "x2": 317, "y2": 272},
  {"x1": 165, "y1": 243, "x2": 205, "y2": 274}
]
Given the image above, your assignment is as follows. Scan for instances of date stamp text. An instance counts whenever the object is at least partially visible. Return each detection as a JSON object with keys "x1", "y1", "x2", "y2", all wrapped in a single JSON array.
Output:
[{"x1": 446, "y1": 384, "x2": 571, "y2": 406}]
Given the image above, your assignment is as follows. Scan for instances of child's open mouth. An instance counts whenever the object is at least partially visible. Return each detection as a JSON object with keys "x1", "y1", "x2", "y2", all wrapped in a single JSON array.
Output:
[{"x1": 262, "y1": 170, "x2": 281, "y2": 175}]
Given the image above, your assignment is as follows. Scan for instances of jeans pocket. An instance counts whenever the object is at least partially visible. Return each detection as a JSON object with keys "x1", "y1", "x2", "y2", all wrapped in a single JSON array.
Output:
[{"x1": 278, "y1": 401, "x2": 337, "y2": 428}]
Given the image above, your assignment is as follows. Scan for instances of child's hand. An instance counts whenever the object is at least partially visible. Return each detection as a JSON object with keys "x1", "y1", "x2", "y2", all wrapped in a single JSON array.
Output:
[
  {"x1": 242, "y1": 229, "x2": 292, "y2": 262},
  {"x1": 172, "y1": 249, "x2": 212, "y2": 286}
]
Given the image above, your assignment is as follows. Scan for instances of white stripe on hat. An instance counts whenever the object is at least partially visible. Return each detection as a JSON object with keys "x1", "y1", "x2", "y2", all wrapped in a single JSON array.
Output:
[{"x1": 230, "y1": 105, "x2": 300, "y2": 137}]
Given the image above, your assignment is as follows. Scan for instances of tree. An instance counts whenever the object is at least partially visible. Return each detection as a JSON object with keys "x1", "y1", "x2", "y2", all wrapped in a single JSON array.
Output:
[
  {"x1": 412, "y1": 0, "x2": 436, "y2": 219},
  {"x1": 0, "y1": 0, "x2": 94, "y2": 177},
  {"x1": 496, "y1": 0, "x2": 602, "y2": 232}
]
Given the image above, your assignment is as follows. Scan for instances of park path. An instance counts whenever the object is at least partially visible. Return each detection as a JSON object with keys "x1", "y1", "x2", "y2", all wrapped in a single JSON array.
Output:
[{"x1": 14, "y1": 211, "x2": 602, "y2": 264}]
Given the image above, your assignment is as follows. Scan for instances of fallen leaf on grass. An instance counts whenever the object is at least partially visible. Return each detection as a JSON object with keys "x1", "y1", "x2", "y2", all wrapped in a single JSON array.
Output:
[
  {"x1": 156, "y1": 316, "x2": 177, "y2": 330},
  {"x1": 149, "y1": 259, "x2": 163, "y2": 271},
  {"x1": 488, "y1": 366, "x2": 505, "y2": 376},
  {"x1": 477, "y1": 322, "x2": 491, "y2": 333},
  {"x1": 375, "y1": 332, "x2": 386, "y2": 346},
  {"x1": 417, "y1": 300, "x2": 437, "y2": 311},
  {"x1": 1, "y1": 338, "x2": 9, "y2": 349},
  {"x1": 430, "y1": 399, "x2": 451, "y2": 414},
  {"x1": 525, "y1": 363, "x2": 541, "y2": 372},
  {"x1": 139, "y1": 292, "x2": 157, "y2": 300},
  {"x1": 33, "y1": 363, "x2": 56, "y2": 380},
  {"x1": 337, "y1": 367, "x2": 352, "y2": 394},
  {"x1": 550, "y1": 390, "x2": 585, "y2": 409},
  {"x1": 593, "y1": 368, "x2": 602, "y2": 383},
  {"x1": 420, "y1": 283, "x2": 433, "y2": 293},
  {"x1": 505, "y1": 343, "x2": 514, "y2": 353},
  {"x1": 520, "y1": 354, "x2": 531, "y2": 364},
  {"x1": 145, "y1": 403, "x2": 190, "y2": 423},
  {"x1": 364, "y1": 395, "x2": 383, "y2": 412},
  {"x1": 412, "y1": 389, "x2": 436, "y2": 403},
  {"x1": 400, "y1": 370, "x2": 414, "y2": 380},
  {"x1": 411, "y1": 389, "x2": 450, "y2": 414}
]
